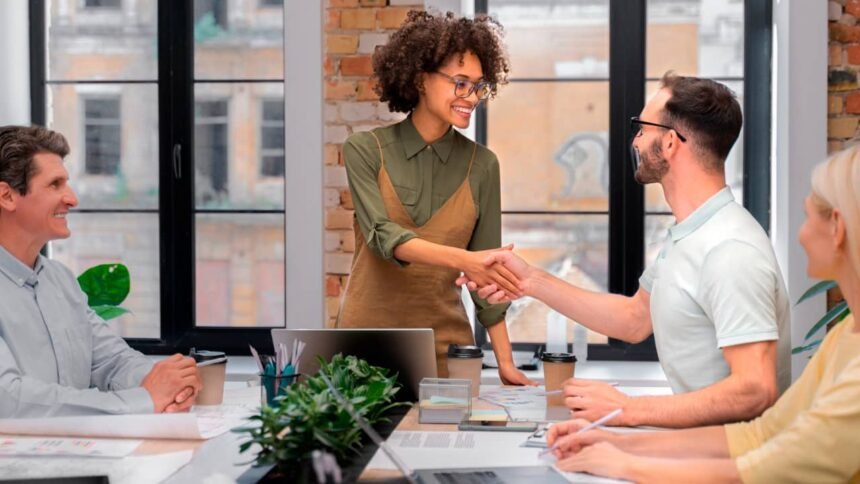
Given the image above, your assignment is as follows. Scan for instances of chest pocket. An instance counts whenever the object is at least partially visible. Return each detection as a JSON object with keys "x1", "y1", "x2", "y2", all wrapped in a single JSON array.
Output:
[
  {"x1": 393, "y1": 185, "x2": 419, "y2": 206},
  {"x1": 61, "y1": 325, "x2": 94, "y2": 389}
]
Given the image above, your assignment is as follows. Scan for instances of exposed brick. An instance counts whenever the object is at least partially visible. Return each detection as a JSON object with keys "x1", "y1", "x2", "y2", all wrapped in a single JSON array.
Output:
[
  {"x1": 340, "y1": 188, "x2": 354, "y2": 210},
  {"x1": 351, "y1": 124, "x2": 379, "y2": 133},
  {"x1": 358, "y1": 32, "x2": 389, "y2": 54},
  {"x1": 390, "y1": 0, "x2": 422, "y2": 5},
  {"x1": 829, "y1": 116, "x2": 860, "y2": 138},
  {"x1": 325, "y1": 80, "x2": 357, "y2": 100},
  {"x1": 325, "y1": 230, "x2": 341, "y2": 251},
  {"x1": 325, "y1": 252, "x2": 354, "y2": 274},
  {"x1": 325, "y1": 124, "x2": 350, "y2": 144},
  {"x1": 829, "y1": 140, "x2": 845, "y2": 154},
  {"x1": 326, "y1": 9, "x2": 341, "y2": 30},
  {"x1": 325, "y1": 144, "x2": 341, "y2": 165},
  {"x1": 377, "y1": 7, "x2": 412, "y2": 29},
  {"x1": 377, "y1": 103, "x2": 406, "y2": 122},
  {"x1": 325, "y1": 103, "x2": 339, "y2": 123},
  {"x1": 847, "y1": 0, "x2": 860, "y2": 17},
  {"x1": 340, "y1": 101, "x2": 377, "y2": 122},
  {"x1": 324, "y1": 188, "x2": 341, "y2": 208},
  {"x1": 341, "y1": 8, "x2": 376, "y2": 30},
  {"x1": 830, "y1": 95, "x2": 845, "y2": 114},
  {"x1": 326, "y1": 209, "x2": 355, "y2": 230},
  {"x1": 341, "y1": 229, "x2": 356, "y2": 252},
  {"x1": 847, "y1": 92, "x2": 860, "y2": 113},
  {"x1": 848, "y1": 45, "x2": 860, "y2": 64},
  {"x1": 325, "y1": 165, "x2": 349, "y2": 187},
  {"x1": 324, "y1": 55, "x2": 336, "y2": 77},
  {"x1": 329, "y1": 0, "x2": 359, "y2": 7},
  {"x1": 832, "y1": 1, "x2": 846, "y2": 21},
  {"x1": 356, "y1": 79, "x2": 380, "y2": 101},
  {"x1": 340, "y1": 55, "x2": 374, "y2": 76},
  {"x1": 843, "y1": 13, "x2": 858, "y2": 26},
  {"x1": 830, "y1": 23, "x2": 860, "y2": 43},
  {"x1": 829, "y1": 69, "x2": 858, "y2": 91},
  {"x1": 832, "y1": 44, "x2": 845, "y2": 65},
  {"x1": 327, "y1": 34, "x2": 359, "y2": 54},
  {"x1": 326, "y1": 275, "x2": 342, "y2": 297},
  {"x1": 359, "y1": 0, "x2": 387, "y2": 6}
]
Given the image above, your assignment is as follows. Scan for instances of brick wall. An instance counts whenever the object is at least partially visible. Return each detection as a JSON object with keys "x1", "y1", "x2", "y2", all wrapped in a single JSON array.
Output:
[{"x1": 323, "y1": 0, "x2": 421, "y2": 327}]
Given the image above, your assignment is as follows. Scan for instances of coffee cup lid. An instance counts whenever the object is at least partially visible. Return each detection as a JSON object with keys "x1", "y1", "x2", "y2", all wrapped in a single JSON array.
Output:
[
  {"x1": 540, "y1": 352, "x2": 577, "y2": 363},
  {"x1": 447, "y1": 344, "x2": 484, "y2": 359},
  {"x1": 190, "y1": 349, "x2": 227, "y2": 363}
]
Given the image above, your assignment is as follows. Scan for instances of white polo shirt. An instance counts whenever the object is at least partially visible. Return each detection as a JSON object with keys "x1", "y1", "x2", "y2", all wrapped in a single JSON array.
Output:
[{"x1": 640, "y1": 187, "x2": 791, "y2": 395}]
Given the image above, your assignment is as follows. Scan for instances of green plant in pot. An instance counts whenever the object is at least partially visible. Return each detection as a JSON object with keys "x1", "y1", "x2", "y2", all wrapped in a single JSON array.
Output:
[
  {"x1": 77, "y1": 263, "x2": 131, "y2": 320},
  {"x1": 234, "y1": 354, "x2": 408, "y2": 476},
  {"x1": 792, "y1": 280, "x2": 851, "y2": 356}
]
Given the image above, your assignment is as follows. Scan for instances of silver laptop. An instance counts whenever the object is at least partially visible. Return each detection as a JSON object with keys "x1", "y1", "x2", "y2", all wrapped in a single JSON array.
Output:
[
  {"x1": 318, "y1": 373, "x2": 569, "y2": 484},
  {"x1": 271, "y1": 328, "x2": 437, "y2": 401}
]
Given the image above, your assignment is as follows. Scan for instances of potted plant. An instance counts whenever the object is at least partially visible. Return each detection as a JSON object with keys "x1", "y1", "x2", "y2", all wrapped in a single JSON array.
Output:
[
  {"x1": 77, "y1": 263, "x2": 131, "y2": 320},
  {"x1": 792, "y1": 280, "x2": 851, "y2": 356}
]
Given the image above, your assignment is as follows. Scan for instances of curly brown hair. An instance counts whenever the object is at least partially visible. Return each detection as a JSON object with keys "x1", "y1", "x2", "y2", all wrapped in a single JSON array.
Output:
[{"x1": 373, "y1": 11, "x2": 510, "y2": 114}]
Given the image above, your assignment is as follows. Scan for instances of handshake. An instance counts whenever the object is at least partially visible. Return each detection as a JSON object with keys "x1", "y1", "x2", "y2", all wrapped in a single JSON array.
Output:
[{"x1": 454, "y1": 245, "x2": 535, "y2": 303}]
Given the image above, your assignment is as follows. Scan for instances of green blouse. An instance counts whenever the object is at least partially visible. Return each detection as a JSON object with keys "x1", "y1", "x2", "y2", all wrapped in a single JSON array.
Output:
[{"x1": 342, "y1": 116, "x2": 510, "y2": 328}]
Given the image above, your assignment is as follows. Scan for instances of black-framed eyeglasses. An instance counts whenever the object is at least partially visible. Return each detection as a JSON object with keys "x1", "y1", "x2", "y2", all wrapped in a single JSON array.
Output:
[
  {"x1": 630, "y1": 117, "x2": 687, "y2": 142},
  {"x1": 434, "y1": 71, "x2": 494, "y2": 101}
]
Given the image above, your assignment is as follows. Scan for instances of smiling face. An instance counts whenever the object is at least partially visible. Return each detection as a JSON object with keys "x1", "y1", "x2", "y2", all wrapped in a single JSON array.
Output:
[
  {"x1": 6, "y1": 152, "x2": 78, "y2": 245},
  {"x1": 418, "y1": 50, "x2": 485, "y2": 130},
  {"x1": 799, "y1": 194, "x2": 842, "y2": 280}
]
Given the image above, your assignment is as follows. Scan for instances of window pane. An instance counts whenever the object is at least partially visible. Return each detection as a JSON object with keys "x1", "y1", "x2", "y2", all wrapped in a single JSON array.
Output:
[
  {"x1": 489, "y1": 82, "x2": 609, "y2": 212},
  {"x1": 194, "y1": 0, "x2": 284, "y2": 80},
  {"x1": 643, "y1": 80, "x2": 744, "y2": 212},
  {"x1": 645, "y1": 215, "x2": 674, "y2": 269},
  {"x1": 501, "y1": 214, "x2": 609, "y2": 345},
  {"x1": 50, "y1": 213, "x2": 161, "y2": 339},
  {"x1": 48, "y1": 84, "x2": 159, "y2": 210},
  {"x1": 195, "y1": 214, "x2": 285, "y2": 328},
  {"x1": 489, "y1": 0, "x2": 609, "y2": 79},
  {"x1": 194, "y1": 83, "x2": 284, "y2": 209},
  {"x1": 46, "y1": 0, "x2": 157, "y2": 81},
  {"x1": 646, "y1": 0, "x2": 744, "y2": 79}
]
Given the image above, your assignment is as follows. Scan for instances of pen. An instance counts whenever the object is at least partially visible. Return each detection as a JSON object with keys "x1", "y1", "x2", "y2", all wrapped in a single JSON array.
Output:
[
  {"x1": 197, "y1": 357, "x2": 227, "y2": 368},
  {"x1": 538, "y1": 408, "x2": 623, "y2": 457}
]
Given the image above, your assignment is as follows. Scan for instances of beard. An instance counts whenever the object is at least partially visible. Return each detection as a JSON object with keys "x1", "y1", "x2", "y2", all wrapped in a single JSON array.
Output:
[{"x1": 634, "y1": 138, "x2": 669, "y2": 184}]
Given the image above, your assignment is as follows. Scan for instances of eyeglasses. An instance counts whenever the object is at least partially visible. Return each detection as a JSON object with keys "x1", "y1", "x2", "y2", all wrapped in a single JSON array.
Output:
[
  {"x1": 434, "y1": 71, "x2": 494, "y2": 101},
  {"x1": 630, "y1": 117, "x2": 687, "y2": 142}
]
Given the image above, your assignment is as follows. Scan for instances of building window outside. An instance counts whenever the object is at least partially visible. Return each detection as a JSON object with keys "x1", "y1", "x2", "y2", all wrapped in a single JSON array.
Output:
[
  {"x1": 84, "y1": 0, "x2": 122, "y2": 8},
  {"x1": 260, "y1": 99, "x2": 285, "y2": 177},
  {"x1": 83, "y1": 97, "x2": 121, "y2": 176},
  {"x1": 195, "y1": 100, "x2": 229, "y2": 204}
]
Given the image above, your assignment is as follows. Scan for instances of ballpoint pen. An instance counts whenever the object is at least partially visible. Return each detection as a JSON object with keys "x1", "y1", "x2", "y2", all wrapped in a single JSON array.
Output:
[{"x1": 538, "y1": 408, "x2": 623, "y2": 457}]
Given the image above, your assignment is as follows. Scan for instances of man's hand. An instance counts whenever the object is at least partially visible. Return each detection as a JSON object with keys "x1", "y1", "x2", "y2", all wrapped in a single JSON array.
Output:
[
  {"x1": 141, "y1": 354, "x2": 201, "y2": 413},
  {"x1": 498, "y1": 363, "x2": 537, "y2": 386},
  {"x1": 563, "y1": 379, "x2": 631, "y2": 425},
  {"x1": 546, "y1": 418, "x2": 616, "y2": 457},
  {"x1": 456, "y1": 251, "x2": 534, "y2": 303},
  {"x1": 457, "y1": 245, "x2": 523, "y2": 298},
  {"x1": 555, "y1": 441, "x2": 638, "y2": 479}
]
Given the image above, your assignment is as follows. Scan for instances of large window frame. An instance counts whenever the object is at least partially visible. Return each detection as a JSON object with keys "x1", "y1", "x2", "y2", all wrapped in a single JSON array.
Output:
[
  {"x1": 29, "y1": 0, "x2": 324, "y2": 355},
  {"x1": 473, "y1": 0, "x2": 772, "y2": 360}
]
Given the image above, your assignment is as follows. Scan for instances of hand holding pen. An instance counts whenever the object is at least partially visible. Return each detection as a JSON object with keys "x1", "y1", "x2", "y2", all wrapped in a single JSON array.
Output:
[{"x1": 541, "y1": 408, "x2": 623, "y2": 459}]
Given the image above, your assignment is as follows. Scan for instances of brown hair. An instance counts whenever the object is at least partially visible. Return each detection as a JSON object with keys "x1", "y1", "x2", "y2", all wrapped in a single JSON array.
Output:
[
  {"x1": 659, "y1": 72, "x2": 743, "y2": 170},
  {"x1": 0, "y1": 125, "x2": 69, "y2": 195},
  {"x1": 372, "y1": 10, "x2": 510, "y2": 113}
]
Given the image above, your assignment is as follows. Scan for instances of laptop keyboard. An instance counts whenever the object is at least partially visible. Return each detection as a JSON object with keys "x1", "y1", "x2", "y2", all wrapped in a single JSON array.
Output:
[{"x1": 432, "y1": 471, "x2": 504, "y2": 484}]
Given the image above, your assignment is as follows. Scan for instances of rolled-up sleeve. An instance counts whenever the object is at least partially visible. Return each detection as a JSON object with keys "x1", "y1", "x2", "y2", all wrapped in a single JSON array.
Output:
[
  {"x1": 343, "y1": 133, "x2": 417, "y2": 266},
  {"x1": 467, "y1": 153, "x2": 509, "y2": 328}
]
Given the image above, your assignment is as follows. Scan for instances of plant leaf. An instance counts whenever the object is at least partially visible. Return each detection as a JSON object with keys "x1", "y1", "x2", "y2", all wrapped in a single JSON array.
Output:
[
  {"x1": 77, "y1": 263, "x2": 130, "y2": 306},
  {"x1": 91, "y1": 305, "x2": 131, "y2": 321},
  {"x1": 791, "y1": 340, "x2": 822, "y2": 354},
  {"x1": 797, "y1": 280, "x2": 837, "y2": 305},
  {"x1": 804, "y1": 300, "x2": 850, "y2": 341}
]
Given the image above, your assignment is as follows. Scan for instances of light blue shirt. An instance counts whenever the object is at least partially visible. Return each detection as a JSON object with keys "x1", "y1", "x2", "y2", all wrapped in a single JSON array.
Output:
[
  {"x1": 0, "y1": 246, "x2": 154, "y2": 417},
  {"x1": 640, "y1": 187, "x2": 791, "y2": 394}
]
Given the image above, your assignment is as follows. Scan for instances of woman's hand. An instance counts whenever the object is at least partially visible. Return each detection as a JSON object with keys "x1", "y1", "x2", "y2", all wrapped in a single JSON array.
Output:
[
  {"x1": 498, "y1": 363, "x2": 537, "y2": 386},
  {"x1": 457, "y1": 245, "x2": 523, "y2": 298}
]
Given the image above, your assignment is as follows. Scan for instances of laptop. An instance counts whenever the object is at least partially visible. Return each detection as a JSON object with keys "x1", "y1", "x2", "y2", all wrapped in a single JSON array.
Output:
[
  {"x1": 271, "y1": 328, "x2": 437, "y2": 402},
  {"x1": 318, "y1": 372, "x2": 569, "y2": 484}
]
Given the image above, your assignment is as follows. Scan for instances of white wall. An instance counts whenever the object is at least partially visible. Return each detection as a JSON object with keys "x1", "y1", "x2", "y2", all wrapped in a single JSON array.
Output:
[
  {"x1": 0, "y1": 0, "x2": 30, "y2": 124},
  {"x1": 772, "y1": 0, "x2": 828, "y2": 380}
]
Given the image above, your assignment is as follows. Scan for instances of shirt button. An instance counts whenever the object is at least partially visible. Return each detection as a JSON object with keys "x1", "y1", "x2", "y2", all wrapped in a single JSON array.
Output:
[{"x1": 17, "y1": 279, "x2": 23, "y2": 285}]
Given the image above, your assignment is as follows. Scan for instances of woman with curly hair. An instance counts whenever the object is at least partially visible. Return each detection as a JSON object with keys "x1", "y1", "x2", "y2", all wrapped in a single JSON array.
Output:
[{"x1": 338, "y1": 11, "x2": 533, "y2": 384}]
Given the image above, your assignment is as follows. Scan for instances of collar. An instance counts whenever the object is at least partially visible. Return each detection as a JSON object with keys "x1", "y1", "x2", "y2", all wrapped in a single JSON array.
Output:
[
  {"x1": 669, "y1": 186, "x2": 735, "y2": 242},
  {"x1": 398, "y1": 116, "x2": 456, "y2": 163},
  {"x1": 0, "y1": 245, "x2": 44, "y2": 288}
]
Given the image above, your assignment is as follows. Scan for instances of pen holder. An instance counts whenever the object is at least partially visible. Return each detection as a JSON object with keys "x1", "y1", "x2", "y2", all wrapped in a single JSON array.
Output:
[{"x1": 260, "y1": 373, "x2": 299, "y2": 407}]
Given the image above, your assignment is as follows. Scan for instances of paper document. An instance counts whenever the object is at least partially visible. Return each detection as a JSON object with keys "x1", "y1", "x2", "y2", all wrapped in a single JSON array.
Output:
[
  {"x1": 0, "y1": 437, "x2": 141, "y2": 458},
  {"x1": 0, "y1": 450, "x2": 193, "y2": 484}
]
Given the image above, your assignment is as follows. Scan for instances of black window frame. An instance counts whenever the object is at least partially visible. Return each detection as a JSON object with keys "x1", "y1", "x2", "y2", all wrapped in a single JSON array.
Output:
[
  {"x1": 473, "y1": 0, "x2": 772, "y2": 361},
  {"x1": 29, "y1": 0, "x2": 282, "y2": 355}
]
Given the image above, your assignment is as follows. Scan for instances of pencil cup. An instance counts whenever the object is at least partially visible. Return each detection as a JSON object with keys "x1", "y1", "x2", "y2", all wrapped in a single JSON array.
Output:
[
  {"x1": 541, "y1": 352, "x2": 576, "y2": 407},
  {"x1": 260, "y1": 373, "x2": 298, "y2": 407}
]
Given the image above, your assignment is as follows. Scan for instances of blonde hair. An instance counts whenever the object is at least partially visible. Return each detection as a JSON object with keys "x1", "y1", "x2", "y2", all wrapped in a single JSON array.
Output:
[{"x1": 811, "y1": 146, "x2": 860, "y2": 279}]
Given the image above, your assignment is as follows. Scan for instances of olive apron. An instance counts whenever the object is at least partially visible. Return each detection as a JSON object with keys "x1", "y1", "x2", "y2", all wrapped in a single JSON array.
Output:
[{"x1": 337, "y1": 130, "x2": 478, "y2": 377}]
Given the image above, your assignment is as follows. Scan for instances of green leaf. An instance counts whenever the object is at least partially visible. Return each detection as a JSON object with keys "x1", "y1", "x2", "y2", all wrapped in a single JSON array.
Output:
[
  {"x1": 792, "y1": 340, "x2": 822, "y2": 354},
  {"x1": 91, "y1": 305, "x2": 131, "y2": 321},
  {"x1": 77, "y1": 263, "x2": 130, "y2": 306},
  {"x1": 804, "y1": 300, "x2": 850, "y2": 341},
  {"x1": 797, "y1": 280, "x2": 837, "y2": 305}
]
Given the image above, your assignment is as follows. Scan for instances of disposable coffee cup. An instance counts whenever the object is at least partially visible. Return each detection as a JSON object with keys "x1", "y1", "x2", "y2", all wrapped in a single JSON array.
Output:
[
  {"x1": 191, "y1": 349, "x2": 227, "y2": 405},
  {"x1": 541, "y1": 352, "x2": 576, "y2": 407},
  {"x1": 447, "y1": 344, "x2": 483, "y2": 397}
]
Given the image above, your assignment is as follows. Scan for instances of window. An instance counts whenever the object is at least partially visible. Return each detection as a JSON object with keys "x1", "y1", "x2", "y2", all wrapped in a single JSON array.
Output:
[
  {"x1": 84, "y1": 0, "x2": 122, "y2": 8},
  {"x1": 260, "y1": 99, "x2": 285, "y2": 177},
  {"x1": 32, "y1": 0, "x2": 290, "y2": 352},
  {"x1": 83, "y1": 98, "x2": 121, "y2": 175},
  {"x1": 474, "y1": 0, "x2": 771, "y2": 360}
]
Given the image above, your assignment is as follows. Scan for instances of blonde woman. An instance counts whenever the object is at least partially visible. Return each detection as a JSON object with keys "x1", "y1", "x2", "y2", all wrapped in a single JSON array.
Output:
[{"x1": 546, "y1": 146, "x2": 860, "y2": 483}]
